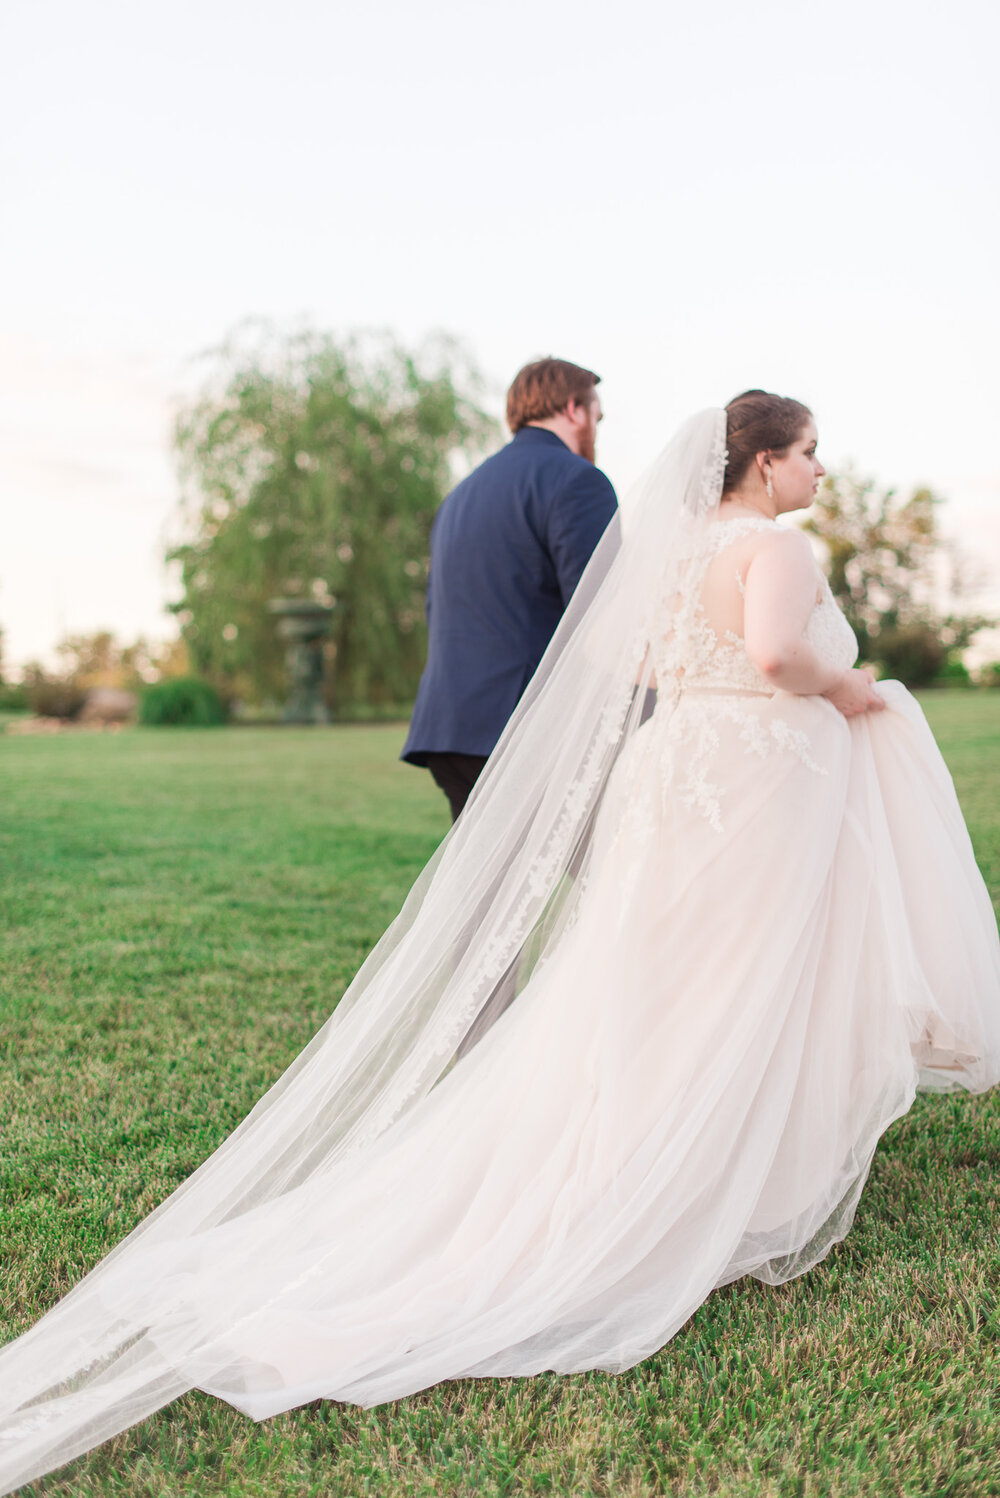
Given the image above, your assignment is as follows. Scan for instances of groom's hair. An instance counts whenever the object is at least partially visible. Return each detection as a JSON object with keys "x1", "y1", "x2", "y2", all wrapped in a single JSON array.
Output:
[
  {"x1": 506, "y1": 358, "x2": 601, "y2": 434},
  {"x1": 723, "y1": 389, "x2": 813, "y2": 494}
]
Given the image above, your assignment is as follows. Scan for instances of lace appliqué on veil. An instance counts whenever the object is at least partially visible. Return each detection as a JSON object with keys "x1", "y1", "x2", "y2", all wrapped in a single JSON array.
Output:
[
  {"x1": 695, "y1": 417, "x2": 729, "y2": 515},
  {"x1": 349, "y1": 637, "x2": 648, "y2": 1150}
]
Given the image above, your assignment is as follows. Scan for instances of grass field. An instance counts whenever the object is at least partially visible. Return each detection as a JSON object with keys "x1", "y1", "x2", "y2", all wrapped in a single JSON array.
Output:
[{"x1": 1, "y1": 695, "x2": 999, "y2": 1497}]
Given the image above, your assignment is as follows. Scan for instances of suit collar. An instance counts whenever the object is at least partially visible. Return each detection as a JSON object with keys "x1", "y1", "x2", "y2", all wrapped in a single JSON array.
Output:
[{"x1": 512, "y1": 426, "x2": 571, "y2": 452}]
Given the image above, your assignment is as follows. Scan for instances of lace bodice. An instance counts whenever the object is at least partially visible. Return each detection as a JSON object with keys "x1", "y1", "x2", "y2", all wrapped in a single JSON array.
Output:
[
  {"x1": 803, "y1": 576, "x2": 859, "y2": 676},
  {"x1": 652, "y1": 516, "x2": 857, "y2": 694}
]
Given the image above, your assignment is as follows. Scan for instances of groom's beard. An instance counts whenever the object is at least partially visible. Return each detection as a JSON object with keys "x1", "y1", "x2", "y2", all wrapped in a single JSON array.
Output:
[{"x1": 577, "y1": 428, "x2": 596, "y2": 465}]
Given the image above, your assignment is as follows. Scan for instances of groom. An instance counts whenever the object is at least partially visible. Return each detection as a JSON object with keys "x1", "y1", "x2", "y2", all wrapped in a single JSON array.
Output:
[{"x1": 402, "y1": 357, "x2": 619, "y2": 820}]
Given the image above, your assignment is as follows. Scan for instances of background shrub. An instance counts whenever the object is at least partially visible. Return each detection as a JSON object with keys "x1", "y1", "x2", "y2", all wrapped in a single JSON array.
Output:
[
  {"x1": 934, "y1": 657, "x2": 973, "y2": 688},
  {"x1": 140, "y1": 677, "x2": 227, "y2": 727},
  {"x1": 0, "y1": 681, "x2": 29, "y2": 712},
  {"x1": 26, "y1": 678, "x2": 87, "y2": 719},
  {"x1": 873, "y1": 623, "x2": 947, "y2": 687}
]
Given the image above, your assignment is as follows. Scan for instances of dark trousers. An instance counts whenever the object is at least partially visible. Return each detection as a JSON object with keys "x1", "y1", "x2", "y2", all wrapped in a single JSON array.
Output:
[{"x1": 424, "y1": 752, "x2": 489, "y2": 823}]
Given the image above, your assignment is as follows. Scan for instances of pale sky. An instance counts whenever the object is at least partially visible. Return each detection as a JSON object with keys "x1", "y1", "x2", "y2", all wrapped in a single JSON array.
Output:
[{"x1": 2, "y1": 0, "x2": 999, "y2": 670}]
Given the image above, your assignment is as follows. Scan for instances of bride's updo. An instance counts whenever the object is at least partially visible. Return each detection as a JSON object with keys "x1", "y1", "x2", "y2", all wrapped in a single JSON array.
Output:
[{"x1": 723, "y1": 390, "x2": 812, "y2": 495}]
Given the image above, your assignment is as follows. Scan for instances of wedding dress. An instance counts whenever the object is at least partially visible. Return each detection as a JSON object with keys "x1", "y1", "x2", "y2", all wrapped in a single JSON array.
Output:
[{"x1": 1, "y1": 412, "x2": 998, "y2": 1495}]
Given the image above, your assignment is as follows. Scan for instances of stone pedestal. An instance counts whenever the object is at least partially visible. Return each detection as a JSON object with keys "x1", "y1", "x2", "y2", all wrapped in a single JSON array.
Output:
[{"x1": 268, "y1": 599, "x2": 335, "y2": 724}]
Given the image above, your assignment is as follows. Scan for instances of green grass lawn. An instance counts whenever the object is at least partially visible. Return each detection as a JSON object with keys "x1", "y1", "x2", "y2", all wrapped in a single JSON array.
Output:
[{"x1": 1, "y1": 697, "x2": 999, "y2": 1498}]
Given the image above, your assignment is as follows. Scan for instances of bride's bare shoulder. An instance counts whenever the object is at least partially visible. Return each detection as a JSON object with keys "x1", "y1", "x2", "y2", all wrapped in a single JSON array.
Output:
[
  {"x1": 744, "y1": 525, "x2": 815, "y2": 567},
  {"x1": 741, "y1": 527, "x2": 823, "y2": 606}
]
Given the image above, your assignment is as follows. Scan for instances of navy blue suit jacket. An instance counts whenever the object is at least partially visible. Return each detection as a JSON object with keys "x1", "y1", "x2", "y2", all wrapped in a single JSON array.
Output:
[{"x1": 402, "y1": 427, "x2": 618, "y2": 764}]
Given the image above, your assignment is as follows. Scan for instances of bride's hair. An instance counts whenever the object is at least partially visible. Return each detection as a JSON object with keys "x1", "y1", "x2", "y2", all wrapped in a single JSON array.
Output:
[{"x1": 722, "y1": 389, "x2": 812, "y2": 494}]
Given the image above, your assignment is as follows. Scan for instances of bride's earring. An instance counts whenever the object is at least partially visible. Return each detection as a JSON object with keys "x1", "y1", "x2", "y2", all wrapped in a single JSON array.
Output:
[{"x1": 765, "y1": 470, "x2": 774, "y2": 499}]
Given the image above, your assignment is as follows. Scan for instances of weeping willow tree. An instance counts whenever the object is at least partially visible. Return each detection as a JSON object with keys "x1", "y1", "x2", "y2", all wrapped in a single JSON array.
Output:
[{"x1": 169, "y1": 326, "x2": 499, "y2": 712}]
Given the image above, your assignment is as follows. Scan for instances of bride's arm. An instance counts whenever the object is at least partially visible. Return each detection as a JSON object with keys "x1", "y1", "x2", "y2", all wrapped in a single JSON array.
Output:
[{"x1": 743, "y1": 532, "x2": 883, "y2": 715}]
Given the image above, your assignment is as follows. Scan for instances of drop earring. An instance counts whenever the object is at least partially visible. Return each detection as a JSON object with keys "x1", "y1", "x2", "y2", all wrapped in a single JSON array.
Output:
[{"x1": 765, "y1": 472, "x2": 774, "y2": 500}]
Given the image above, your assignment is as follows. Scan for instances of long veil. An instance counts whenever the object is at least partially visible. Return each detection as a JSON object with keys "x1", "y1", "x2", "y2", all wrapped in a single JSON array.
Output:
[{"x1": 0, "y1": 409, "x2": 729, "y2": 1492}]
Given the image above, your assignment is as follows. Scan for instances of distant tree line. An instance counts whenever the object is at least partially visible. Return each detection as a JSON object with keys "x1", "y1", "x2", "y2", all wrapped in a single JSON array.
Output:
[{"x1": 0, "y1": 629, "x2": 189, "y2": 718}]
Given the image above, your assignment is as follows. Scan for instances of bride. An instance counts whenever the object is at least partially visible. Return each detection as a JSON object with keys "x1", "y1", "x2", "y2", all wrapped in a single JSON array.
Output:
[{"x1": 1, "y1": 392, "x2": 998, "y2": 1494}]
